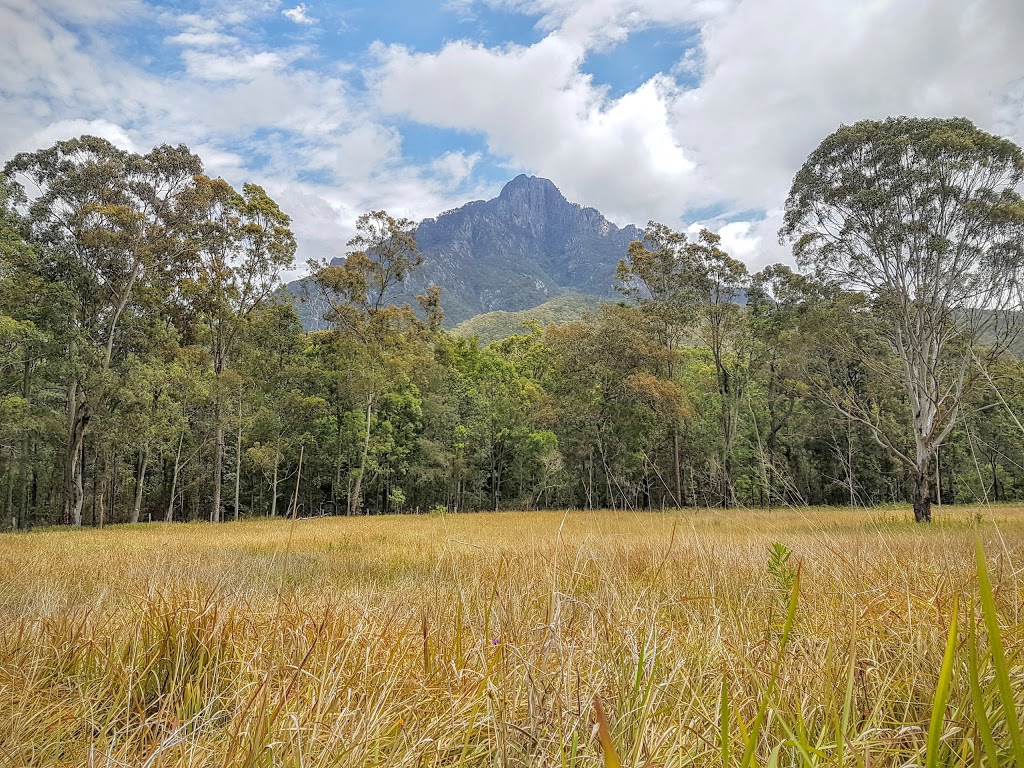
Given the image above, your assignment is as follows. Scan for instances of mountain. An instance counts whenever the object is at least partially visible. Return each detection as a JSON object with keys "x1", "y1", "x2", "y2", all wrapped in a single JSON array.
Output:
[
  {"x1": 289, "y1": 175, "x2": 640, "y2": 328},
  {"x1": 451, "y1": 293, "x2": 605, "y2": 345}
]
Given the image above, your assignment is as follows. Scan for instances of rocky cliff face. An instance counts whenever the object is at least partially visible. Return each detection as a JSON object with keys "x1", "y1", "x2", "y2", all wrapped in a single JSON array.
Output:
[
  {"x1": 411, "y1": 175, "x2": 639, "y2": 325},
  {"x1": 291, "y1": 174, "x2": 640, "y2": 327}
]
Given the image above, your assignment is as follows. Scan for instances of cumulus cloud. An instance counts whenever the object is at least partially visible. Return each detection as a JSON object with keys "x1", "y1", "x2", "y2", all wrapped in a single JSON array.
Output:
[
  {"x1": 166, "y1": 31, "x2": 237, "y2": 47},
  {"x1": 4, "y1": 0, "x2": 1024, "y2": 278},
  {"x1": 282, "y1": 4, "x2": 317, "y2": 25},
  {"x1": 668, "y1": 0, "x2": 1024, "y2": 215},
  {"x1": 372, "y1": 35, "x2": 693, "y2": 224},
  {"x1": 432, "y1": 151, "x2": 481, "y2": 185},
  {"x1": 373, "y1": 0, "x2": 1024, "y2": 267},
  {"x1": 183, "y1": 50, "x2": 286, "y2": 81},
  {"x1": 23, "y1": 119, "x2": 139, "y2": 153}
]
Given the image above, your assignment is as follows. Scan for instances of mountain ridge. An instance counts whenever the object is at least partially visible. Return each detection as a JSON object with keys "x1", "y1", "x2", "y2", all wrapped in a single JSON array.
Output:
[{"x1": 291, "y1": 174, "x2": 640, "y2": 327}]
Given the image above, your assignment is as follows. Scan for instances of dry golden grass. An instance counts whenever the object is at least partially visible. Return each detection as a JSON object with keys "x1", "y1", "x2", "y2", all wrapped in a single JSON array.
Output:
[{"x1": 0, "y1": 505, "x2": 1022, "y2": 767}]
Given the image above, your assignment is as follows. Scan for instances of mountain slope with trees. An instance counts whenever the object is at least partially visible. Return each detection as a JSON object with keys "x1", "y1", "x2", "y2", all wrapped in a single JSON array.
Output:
[{"x1": 451, "y1": 293, "x2": 603, "y2": 345}]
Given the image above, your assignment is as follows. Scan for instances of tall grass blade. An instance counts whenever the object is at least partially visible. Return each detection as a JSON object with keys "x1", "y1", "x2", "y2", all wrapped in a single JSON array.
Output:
[
  {"x1": 720, "y1": 677, "x2": 731, "y2": 768},
  {"x1": 976, "y1": 536, "x2": 1024, "y2": 764},
  {"x1": 837, "y1": 625, "x2": 857, "y2": 768},
  {"x1": 593, "y1": 695, "x2": 622, "y2": 768},
  {"x1": 739, "y1": 564, "x2": 801, "y2": 768},
  {"x1": 924, "y1": 594, "x2": 958, "y2": 768},
  {"x1": 967, "y1": 602, "x2": 999, "y2": 768}
]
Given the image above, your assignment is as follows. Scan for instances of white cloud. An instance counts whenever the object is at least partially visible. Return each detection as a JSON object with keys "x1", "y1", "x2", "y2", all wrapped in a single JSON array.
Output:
[
  {"x1": 667, "y1": 0, "x2": 1024, "y2": 216},
  {"x1": 432, "y1": 150, "x2": 481, "y2": 185},
  {"x1": 182, "y1": 50, "x2": 286, "y2": 81},
  {"x1": 5, "y1": 0, "x2": 1024, "y2": 283},
  {"x1": 375, "y1": 0, "x2": 1024, "y2": 268},
  {"x1": 166, "y1": 31, "x2": 237, "y2": 47},
  {"x1": 372, "y1": 35, "x2": 693, "y2": 225},
  {"x1": 468, "y1": 0, "x2": 727, "y2": 47},
  {"x1": 22, "y1": 119, "x2": 138, "y2": 154},
  {"x1": 282, "y1": 4, "x2": 317, "y2": 25}
]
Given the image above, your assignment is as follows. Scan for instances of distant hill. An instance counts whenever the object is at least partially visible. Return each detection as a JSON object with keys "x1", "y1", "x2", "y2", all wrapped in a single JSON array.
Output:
[
  {"x1": 451, "y1": 293, "x2": 606, "y2": 345},
  {"x1": 288, "y1": 175, "x2": 640, "y2": 328}
]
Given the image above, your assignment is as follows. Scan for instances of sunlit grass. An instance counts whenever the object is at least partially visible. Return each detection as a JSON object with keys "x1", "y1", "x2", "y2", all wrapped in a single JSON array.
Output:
[{"x1": 0, "y1": 505, "x2": 1022, "y2": 766}]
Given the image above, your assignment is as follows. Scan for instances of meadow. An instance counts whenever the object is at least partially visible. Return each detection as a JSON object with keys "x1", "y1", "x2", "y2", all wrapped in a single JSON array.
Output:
[{"x1": 1, "y1": 506, "x2": 1022, "y2": 767}]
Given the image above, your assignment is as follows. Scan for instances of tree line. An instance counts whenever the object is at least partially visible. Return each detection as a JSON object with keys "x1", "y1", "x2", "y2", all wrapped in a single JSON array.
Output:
[{"x1": 2, "y1": 117, "x2": 1023, "y2": 527}]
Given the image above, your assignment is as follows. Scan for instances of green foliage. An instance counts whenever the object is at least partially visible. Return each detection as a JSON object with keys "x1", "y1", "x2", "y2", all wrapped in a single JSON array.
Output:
[
  {"x1": 781, "y1": 116, "x2": 1024, "y2": 522},
  {"x1": 766, "y1": 542, "x2": 796, "y2": 594},
  {"x1": 451, "y1": 293, "x2": 603, "y2": 345},
  {"x1": 4, "y1": 126, "x2": 1024, "y2": 526}
]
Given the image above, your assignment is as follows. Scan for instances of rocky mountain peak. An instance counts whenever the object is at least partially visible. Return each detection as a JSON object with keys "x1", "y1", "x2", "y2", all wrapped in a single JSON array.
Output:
[{"x1": 291, "y1": 176, "x2": 642, "y2": 328}]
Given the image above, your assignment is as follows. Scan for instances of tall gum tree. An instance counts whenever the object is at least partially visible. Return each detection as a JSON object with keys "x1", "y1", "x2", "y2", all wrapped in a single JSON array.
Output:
[
  {"x1": 615, "y1": 222, "x2": 700, "y2": 506},
  {"x1": 3, "y1": 137, "x2": 201, "y2": 525},
  {"x1": 181, "y1": 178, "x2": 295, "y2": 522},
  {"x1": 780, "y1": 116, "x2": 1024, "y2": 522},
  {"x1": 312, "y1": 210, "x2": 441, "y2": 515}
]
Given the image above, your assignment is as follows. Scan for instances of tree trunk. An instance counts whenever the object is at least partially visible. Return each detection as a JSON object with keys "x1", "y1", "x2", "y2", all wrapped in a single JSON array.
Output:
[
  {"x1": 847, "y1": 416, "x2": 855, "y2": 508},
  {"x1": 233, "y1": 395, "x2": 242, "y2": 521},
  {"x1": 97, "y1": 456, "x2": 107, "y2": 529},
  {"x1": 912, "y1": 468, "x2": 932, "y2": 523},
  {"x1": 211, "y1": 399, "x2": 223, "y2": 523},
  {"x1": 6, "y1": 459, "x2": 15, "y2": 530},
  {"x1": 672, "y1": 430, "x2": 682, "y2": 508},
  {"x1": 131, "y1": 447, "x2": 148, "y2": 524},
  {"x1": 349, "y1": 394, "x2": 373, "y2": 516},
  {"x1": 166, "y1": 428, "x2": 185, "y2": 522},
  {"x1": 289, "y1": 444, "x2": 304, "y2": 519},
  {"x1": 270, "y1": 444, "x2": 280, "y2": 517},
  {"x1": 334, "y1": 405, "x2": 343, "y2": 511},
  {"x1": 19, "y1": 435, "x2": 30, "y2": 531},
  {"x1": 63, "y1": 378, "x2": 88, "y2": 526}
]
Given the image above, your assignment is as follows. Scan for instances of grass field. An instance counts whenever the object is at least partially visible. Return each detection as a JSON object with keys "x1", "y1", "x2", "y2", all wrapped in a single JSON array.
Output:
[{"x1": 1, "y1": 505, "x2": 1023, "y2": 767}]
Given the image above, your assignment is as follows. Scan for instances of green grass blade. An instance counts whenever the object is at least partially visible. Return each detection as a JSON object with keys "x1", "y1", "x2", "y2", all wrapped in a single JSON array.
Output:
[
  {"x1": 925, "y1": 594, "x2": 958, "y2": 768},
  {"x1": 594, "y1": 695, "x2": 621, "y2": 768},
  {"x1": 720, "y1": 676, "x2": 731, "y2": 768},
  {"x1": 837, "y1": 626, "x2": 857, "y2": 768},
  {"x1": 976, "y1": 536, "x2": 1024, "y2": 764},
  {"x1": 740, "y1": 564, "x2": 800, "y2": 768},
  {"x1": 967, "y1": 602, "x2": 999, "y2": 768}
]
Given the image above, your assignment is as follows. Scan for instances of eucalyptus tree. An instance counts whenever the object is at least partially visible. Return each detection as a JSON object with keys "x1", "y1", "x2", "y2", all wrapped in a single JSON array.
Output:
[
  {"x1": 616, "y1": 222, "x2": 702, "y2": 505},
  {"x1": 181, "y1": 177, "x2": 295, "y2": 522},
  {"x1": 312, "y1": 210, "x2": 440, "y2": 514},
  {"x1": 780, "y1": 116, "x2": 1024, "y2": 521},
  {"x1": 3, "y1": 136, "x2": 202, "y2": 524},
  {"x1": 746, "y1": 265, "x2": 825, "y2": 506},
  {"x1": 687, "y1": 229, "x2": 752, "y2": 508}
]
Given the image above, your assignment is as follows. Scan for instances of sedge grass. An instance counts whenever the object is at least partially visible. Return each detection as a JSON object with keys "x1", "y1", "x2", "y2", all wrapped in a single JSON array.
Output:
[{"x1": 0, "y1": 505, "x2": 1022, "y2": 766}]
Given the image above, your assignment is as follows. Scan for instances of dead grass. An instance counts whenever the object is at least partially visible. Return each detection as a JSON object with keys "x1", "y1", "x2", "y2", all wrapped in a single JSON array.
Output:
[{"x1": 0, "y1": 505, "x2": 1022, "y2": 767}]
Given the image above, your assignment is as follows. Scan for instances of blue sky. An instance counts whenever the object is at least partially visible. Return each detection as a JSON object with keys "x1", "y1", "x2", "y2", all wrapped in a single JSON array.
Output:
[{"x1": 3, "y1": 0, "x2": 1024, "y2": 277}]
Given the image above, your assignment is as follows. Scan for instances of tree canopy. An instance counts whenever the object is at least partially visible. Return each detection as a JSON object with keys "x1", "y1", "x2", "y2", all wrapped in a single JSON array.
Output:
[
  {"x1": 780, "y1": 116, "x2": 1024, "y2": 521},
  {"x1": 2, "y1": 122, "x2": 1024, "y2": 528}
]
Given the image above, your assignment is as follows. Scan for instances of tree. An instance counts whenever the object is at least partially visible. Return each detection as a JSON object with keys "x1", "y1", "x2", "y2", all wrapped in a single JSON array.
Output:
[
  {"x1": 616, "y1": 222, "x2": 702, "y2": 505},
  {"x1": 3, "y1": 136, "x2": 202, "y2": 525},
  {"x1": 312, "y1": 210, "x2": 440, "y2": 515},
  {"x1": 780, "y1": 116, "x2": 1024, "y2": 522},
  {"x1": 687, "y1": 230, "x2": 751, "y2": 508},
  {"x1": 181, "y1": 177, "x2": 296, "y2": 522}
]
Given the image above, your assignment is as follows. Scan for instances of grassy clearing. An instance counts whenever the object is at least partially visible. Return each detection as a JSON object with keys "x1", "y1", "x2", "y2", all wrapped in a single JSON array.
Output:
[{"x1": 0, "y1": 506, "x2": 1022, "y2": 767}]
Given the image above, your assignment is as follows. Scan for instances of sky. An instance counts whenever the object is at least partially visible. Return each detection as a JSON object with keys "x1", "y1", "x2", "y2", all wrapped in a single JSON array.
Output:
[{"x1": 3, "y1": 0, "x2": 1024, "y2": 280}]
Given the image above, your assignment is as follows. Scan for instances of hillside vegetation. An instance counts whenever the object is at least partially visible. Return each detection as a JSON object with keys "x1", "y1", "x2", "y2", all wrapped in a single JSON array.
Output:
[
  {"x1": 1, "y1": 505, "x2": 1021, "y2": 766},
  {"x1": 452, "y1": 293, "x2": 604, "y2": 344}
]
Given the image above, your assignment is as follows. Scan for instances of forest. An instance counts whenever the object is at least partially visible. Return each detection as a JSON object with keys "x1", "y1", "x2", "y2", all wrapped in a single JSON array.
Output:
[{"x1": 2, "y1": 116, "x2": 1024, "y2": 528}]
